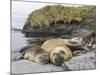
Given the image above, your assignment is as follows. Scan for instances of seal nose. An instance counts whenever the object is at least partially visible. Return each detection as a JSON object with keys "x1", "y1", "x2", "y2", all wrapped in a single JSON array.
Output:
[
  {"x1": 56, "y1": 56, "x2": 64, "y2": 62},
  {"x1": 55, "y1": 53, "x2": 64, "y2": 64}
]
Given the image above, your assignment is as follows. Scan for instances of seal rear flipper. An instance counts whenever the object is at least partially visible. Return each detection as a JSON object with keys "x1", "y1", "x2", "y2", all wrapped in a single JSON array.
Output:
[
  {"x1": 19, "y1": 45, "x2": 32, "y2": 53},
  {"x1": 15, "y1": 54, "x2": 24, "y2": 61}
]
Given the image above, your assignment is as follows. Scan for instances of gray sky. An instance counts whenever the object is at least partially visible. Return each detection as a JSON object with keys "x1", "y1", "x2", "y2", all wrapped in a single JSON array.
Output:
[{"x1": 12, "y1": 1, "x2": 57, "y2": 29}]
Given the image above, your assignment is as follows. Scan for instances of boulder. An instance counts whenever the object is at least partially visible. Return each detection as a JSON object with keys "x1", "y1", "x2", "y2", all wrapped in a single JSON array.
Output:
[{"x1": 64, "y1": 51, "x2": 96, "y2": 70}]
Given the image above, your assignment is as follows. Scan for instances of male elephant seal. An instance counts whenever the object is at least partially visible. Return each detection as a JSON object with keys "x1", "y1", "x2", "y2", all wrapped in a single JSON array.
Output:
[
  {"x1": 41, "y1": 39, "x2": 72, "y2": 65},
  {"x1": 23, "y1": 47, "x2": 49, "y2": 64}
]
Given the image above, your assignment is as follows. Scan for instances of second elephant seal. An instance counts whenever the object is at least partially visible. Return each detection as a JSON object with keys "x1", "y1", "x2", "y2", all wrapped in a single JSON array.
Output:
[{"x1": 24, "y1": 47, "x2": 49, "y2": 64}]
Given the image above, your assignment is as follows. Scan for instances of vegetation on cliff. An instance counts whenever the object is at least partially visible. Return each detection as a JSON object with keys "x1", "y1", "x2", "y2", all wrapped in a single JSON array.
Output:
[{"x1": 23, "y1": 5, "x2": 96, "y2": 32}]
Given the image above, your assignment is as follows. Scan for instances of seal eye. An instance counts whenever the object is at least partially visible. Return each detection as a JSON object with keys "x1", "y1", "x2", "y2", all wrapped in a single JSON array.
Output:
[
  {"x1": 53, "y1": 53, "x2": 56, "y2": 56},
  {"x1": 43, "y1": 54, "x2": 48, "y2": 57},
  {"x1": 39, "y1": 56, "x2": 42, "y2": 59},
  {"x1": 60, "y1": 50, "x2": 65, "y2": 54}
]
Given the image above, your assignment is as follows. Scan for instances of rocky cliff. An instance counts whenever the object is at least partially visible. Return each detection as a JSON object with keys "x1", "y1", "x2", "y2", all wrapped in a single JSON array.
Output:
[{"x1": 22, "y1": 5, "x2": 96, "y2": 37}]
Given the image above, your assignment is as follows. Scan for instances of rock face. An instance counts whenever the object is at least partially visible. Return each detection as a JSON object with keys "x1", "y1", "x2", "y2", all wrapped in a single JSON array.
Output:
[
  {"x1": 11, "y1": 50, "x2": 96, "y2": 74},
  {"x1": 64, "y1": 51, "x2": 96, "y2": 71},
  {"x1": 22, "y1": 5, "x2": 96, "y2": 37},
  {"x1": 11, "y1": 60, "x2": 64, "y2": 74},
  {"x1": 22, "y1": 23, "x2": 96, "y2": 37}
]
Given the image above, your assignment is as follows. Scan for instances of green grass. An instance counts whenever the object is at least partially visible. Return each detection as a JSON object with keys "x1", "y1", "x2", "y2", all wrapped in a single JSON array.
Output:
[{"x1": 24, "y1": 5, "x2": 96, "y2": 29}]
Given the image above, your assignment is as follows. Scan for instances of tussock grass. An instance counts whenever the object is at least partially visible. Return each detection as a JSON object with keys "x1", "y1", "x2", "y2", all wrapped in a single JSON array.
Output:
[{"x1": 24, "y1": 5, "x2": 96, "y2": 29}]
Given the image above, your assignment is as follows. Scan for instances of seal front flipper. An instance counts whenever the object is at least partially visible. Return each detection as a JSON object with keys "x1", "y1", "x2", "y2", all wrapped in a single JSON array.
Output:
[{"x1": 67, "y1": 44, "x2": 84, "y2": 51}]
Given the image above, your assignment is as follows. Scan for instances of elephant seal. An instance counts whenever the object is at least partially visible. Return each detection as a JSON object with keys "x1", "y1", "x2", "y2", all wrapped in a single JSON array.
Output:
[
  {"x1": 41, "y1": 39, "x2": 72, "y2": 65},
  {"x1": 23, "y1": 47, "x2": 49, "y2": 64}
]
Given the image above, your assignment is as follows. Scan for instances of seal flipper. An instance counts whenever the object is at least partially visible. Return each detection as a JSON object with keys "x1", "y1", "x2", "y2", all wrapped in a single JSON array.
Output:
[
  {"x1": 67, "y1": 44, "x2": 84, "y2": 51},
  {"x1": 19, "y1": 45, "x2": 32, "y2": 53},
  {"x1": 15, "y1": 45, "x2": 32, "y2": 61},
  {"x1": 14, "y1": 53, "x2": 24, "y2": 61}
]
